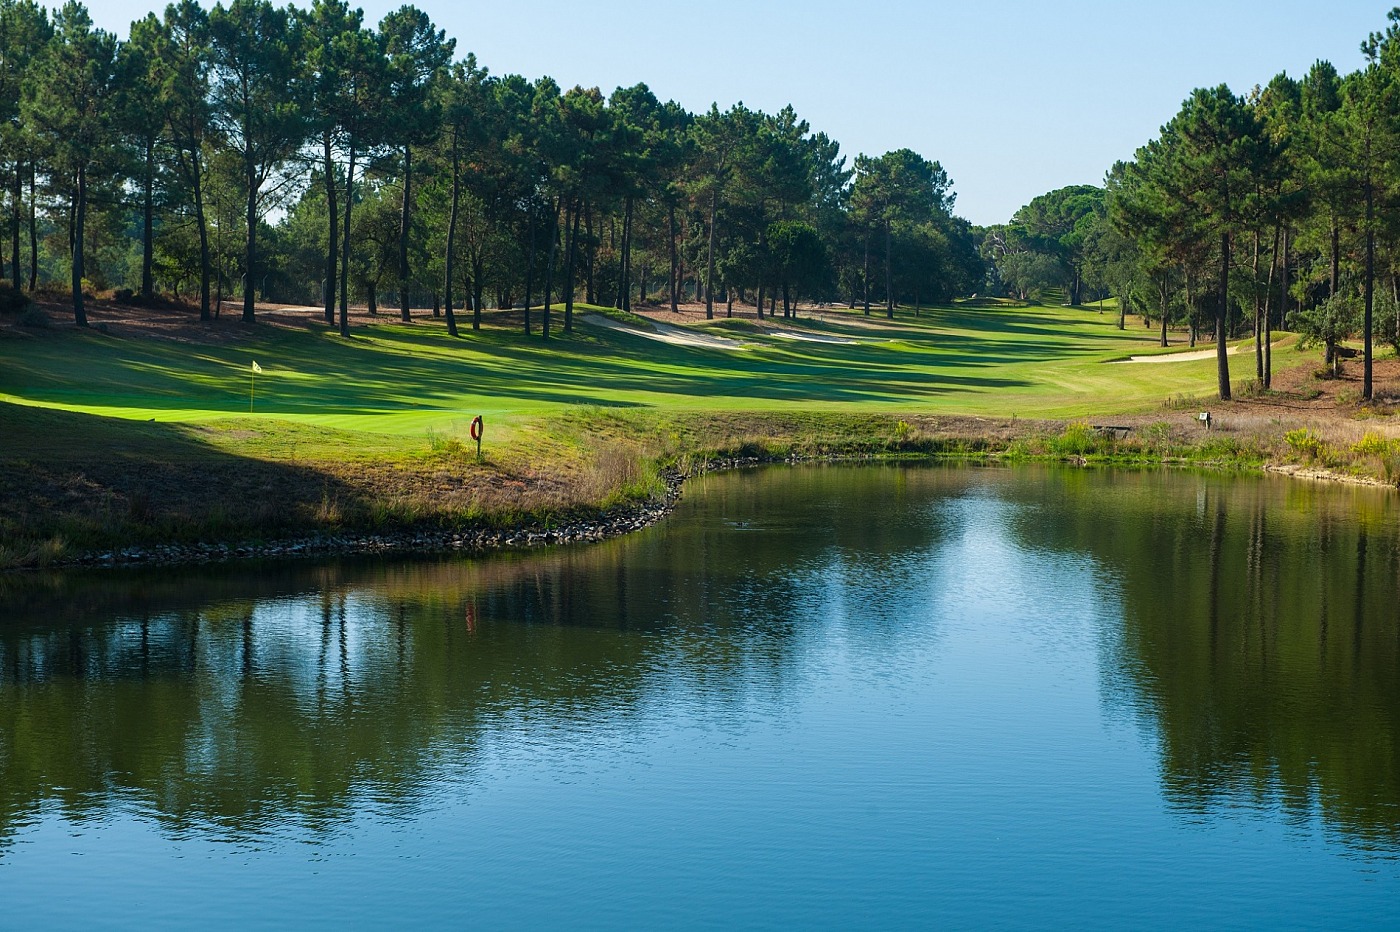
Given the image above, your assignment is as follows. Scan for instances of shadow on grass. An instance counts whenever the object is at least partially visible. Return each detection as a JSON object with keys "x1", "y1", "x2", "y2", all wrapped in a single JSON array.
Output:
[{"x1": 0, "y1": 402, "x2": 377, "y2": 560}]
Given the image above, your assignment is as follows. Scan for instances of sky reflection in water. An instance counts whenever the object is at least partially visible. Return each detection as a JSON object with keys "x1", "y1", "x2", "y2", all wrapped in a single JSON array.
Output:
[{"x1": 1, "y1": 463, "x2": 1397, "y2": 928}]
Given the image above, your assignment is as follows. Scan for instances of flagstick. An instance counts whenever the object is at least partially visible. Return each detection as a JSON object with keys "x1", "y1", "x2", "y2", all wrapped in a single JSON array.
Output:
[{"x1": 250, "y1": 370, "x2": 255, "y2": 412}]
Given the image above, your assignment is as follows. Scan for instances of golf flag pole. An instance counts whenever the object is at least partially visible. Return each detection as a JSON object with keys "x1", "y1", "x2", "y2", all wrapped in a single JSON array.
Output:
[{"x1": 251, "y1": 360, "x2": 262, "y2": 412}]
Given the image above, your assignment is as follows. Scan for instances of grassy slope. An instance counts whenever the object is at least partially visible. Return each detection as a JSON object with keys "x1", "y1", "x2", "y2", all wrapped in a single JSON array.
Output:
[
  {"x1": 0, "y1": 299, "x2": 1312, "y2": 564},
  {"x1": 0, "y1": 301, "x2": 1271, "y2": 426}
]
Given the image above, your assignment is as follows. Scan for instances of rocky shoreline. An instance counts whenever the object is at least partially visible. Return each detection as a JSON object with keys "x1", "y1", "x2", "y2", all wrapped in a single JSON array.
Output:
[{"x1": 28, "y1": 452, "x2": 1399, "y2": 572}]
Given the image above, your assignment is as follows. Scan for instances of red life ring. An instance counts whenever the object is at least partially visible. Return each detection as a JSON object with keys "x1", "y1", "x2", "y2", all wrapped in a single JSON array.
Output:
[{"x1": 470, "y1": 415, "x2": 483, "y2": 441}]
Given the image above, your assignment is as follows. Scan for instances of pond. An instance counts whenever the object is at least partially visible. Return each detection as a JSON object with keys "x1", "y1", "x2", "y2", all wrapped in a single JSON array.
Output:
[{"x1": 1, "y1": 464, "x2": 1398, "y2": 927}]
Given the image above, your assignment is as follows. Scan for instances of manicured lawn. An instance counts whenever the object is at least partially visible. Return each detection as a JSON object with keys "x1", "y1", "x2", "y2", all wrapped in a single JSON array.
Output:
[{"x1": 0, "y1": 301, "x2": 1283, "y2": 446}]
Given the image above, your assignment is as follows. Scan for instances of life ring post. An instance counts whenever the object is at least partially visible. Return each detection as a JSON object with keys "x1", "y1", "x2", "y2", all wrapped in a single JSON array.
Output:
[{"x1": 470, "y1": 415, "x2": 484, "y2": 460}]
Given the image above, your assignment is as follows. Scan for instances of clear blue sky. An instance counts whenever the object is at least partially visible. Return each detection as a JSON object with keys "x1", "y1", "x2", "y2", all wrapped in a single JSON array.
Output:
[{"x1": 90, "y1": 0, "x2": 1386, "y2": 225}]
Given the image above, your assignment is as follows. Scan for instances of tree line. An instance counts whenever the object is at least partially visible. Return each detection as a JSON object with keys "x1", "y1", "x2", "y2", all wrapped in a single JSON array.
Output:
[
  {"x1": 983, "y1": 9, "x2": 1400, "y2": 402},
  {"x1": 0, "y1": 0, "x2": 983, "y2": 337}
]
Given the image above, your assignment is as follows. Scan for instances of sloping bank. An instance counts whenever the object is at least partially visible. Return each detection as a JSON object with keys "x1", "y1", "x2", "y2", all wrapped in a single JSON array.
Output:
[{"x1": 0, "y1": 405, "x2": 1392, "y2": 570}]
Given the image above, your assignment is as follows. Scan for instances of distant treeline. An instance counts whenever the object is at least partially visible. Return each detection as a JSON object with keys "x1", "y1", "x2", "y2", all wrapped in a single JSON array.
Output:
[
  {"x1": 983, "y1": 10, "x2": 1400, "y2": 401},
  {"x1": 0, "y1": 0, "x2": 984, "y2": 336}
]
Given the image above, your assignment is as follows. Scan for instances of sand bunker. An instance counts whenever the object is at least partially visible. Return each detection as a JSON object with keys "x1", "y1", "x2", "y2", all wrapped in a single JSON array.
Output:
[{"x1": 582, "y1": 314, "x2": 748, "y2": 349}]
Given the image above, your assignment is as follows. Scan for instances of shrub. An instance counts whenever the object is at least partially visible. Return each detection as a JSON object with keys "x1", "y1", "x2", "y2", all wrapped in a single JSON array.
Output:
[
  {"x1": 1049, "y1": 421, "x2": 1097, "y2": 457},
  {"x1": 113, "y1": 288, "x2": 135, "y2": 303},
  {"x1": 0, "y1": 284, "x2": 31, "y2": 314},
  {"x1": 19, "y1": 306, "x2": 49, "y2": 328},
  {"x1": 1284, "y1": 428, "x2": 1322, "y2": 460},
  {"x1": 1351, "y1": 431, "x2": 1395, "y2": 457}
]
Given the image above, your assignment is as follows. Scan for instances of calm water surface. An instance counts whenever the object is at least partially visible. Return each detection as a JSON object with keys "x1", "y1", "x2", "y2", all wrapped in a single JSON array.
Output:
[{"x1": 2, "y1": 464, "x2": 1399, "y2": 928}]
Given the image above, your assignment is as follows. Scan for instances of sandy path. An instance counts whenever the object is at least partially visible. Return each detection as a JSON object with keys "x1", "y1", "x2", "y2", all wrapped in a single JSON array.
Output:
[
  {"x1": 581, "y1": 314, "x2": 749, "y2": 349},
  {"x1": 1117, "y1": 342, "x2": 1278, "y2": 364},
  {"x1": 768, "y1": 328, "x2": 860, "y2": 345}
]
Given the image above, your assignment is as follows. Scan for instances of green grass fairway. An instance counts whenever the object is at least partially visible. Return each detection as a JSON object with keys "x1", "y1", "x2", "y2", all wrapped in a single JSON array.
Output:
[
  {"x1": 0, "y1": 299, "x2": 1321, "y2": 564},
  {"x1": 0, "y1": 302, "x2": 1287, "y2": 443}
]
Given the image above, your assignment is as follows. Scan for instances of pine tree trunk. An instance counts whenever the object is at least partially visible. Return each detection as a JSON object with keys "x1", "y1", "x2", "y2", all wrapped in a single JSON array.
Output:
[
  {"x1": 72, "y1": 169, "x2": 87, "y2": 327},
  {"x1": 1216, "y1": 230, "x2": 1232, "y2": 401},
  {"x1": 541, "y1": 198, "x2": 559, "y2": 340},
  {"x1": 584, "y1": 201, "x2": 595, "y2": 305},
  {"x1": 12, "y1": 163, "x2": 23, "y2": 291},
  {"x1": 564, "y1": 198, "x2": 580, "y2": 333},
  {"x1": 1159, "y1": 273, "x2": 1168, "y2": 348},
  {"x1": 27, "y1": 162, "x2": 37, "y2": 292},
  {"x1": 472, "y1": 257, "x2": 484, "y2": 331},
  {"x1": 705, "y1": 186, "x2": 717, "y2": 320},
  {"x1": 884, "y1": 220, "x2": 894, "y2": 319},
  {"x1": 243, "y1": 146, "x2": 257, "y2": 324},
  {"x1": 1260, "y1": 228, "x2": 1271, "y2": 377},
  {"x1": 668, "y1": 201, "x2": 678, "y2": 312},
  {"x1": 623, "y1": 198, "x2": 634, "y2": 311},
  {"x1": 323, "y1": 134, "x2": 338, "y2": 326},
  {"x1": 443, "y1": 128, "x2": 460, "y2": 339},
  {"x1": 1364, "y1": 180, "x2": 1375, "y2": 400},
  {"x1": 1330, "y1": 214, "x2": 1340, "y2": 299},
  {"x1": 523, "y1": 210, "x2": 535, "y2": 335},
  {"x1": 142, "y1": 140, "x2": 155, "y2": 301},
  {"x1": 862, "y1": 233, "x2": 871, "y2": 315},
  {"x1": 194, "y1": 159, "x2": 211, "y2": 322},
  {"x1": 339, "y1": 145, "x2": 356, "y2": 338},
  {"x1": 1262, "y1": 225, "x2": 1279, "y2": 388},
  {"x1": 399, "y1": 145, "x2": 412, "y2": 322}
]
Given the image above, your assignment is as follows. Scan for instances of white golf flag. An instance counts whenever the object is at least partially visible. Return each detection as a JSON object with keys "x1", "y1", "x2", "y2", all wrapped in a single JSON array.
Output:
[{"x1": 252, "y1": 361, "x2": 262, "y2": 374}]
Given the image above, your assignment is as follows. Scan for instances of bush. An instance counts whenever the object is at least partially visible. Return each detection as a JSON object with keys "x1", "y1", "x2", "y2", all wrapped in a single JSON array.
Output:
[
  {"x1": 1351, "y1": 432, "x2": 1395, "y2": 457},
  {"x1": 18, "y1": 306, "x2": 49, "y2": 328},
  {"x1": 113, "y1": 288, "x2": 135, "y2": 304},
  {"x1": 1284, "y1": 428, "x2": 1322, "y2": 460},
  {"x1": 1049, "y1": 421, "x2": 1097, "y2": 457},
  {"x1": 0, "y1": 284, "x2": 31, "y2": 314}
]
